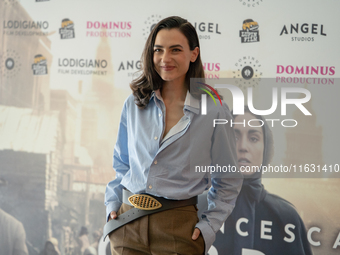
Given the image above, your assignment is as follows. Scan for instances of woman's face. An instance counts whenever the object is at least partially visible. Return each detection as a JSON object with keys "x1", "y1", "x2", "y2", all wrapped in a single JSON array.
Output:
[
  {"x1": 153, "y1": 28, "x2": 199, "y2": 85},
  {"x1": 234, "y1": 112, "x2": 264, "y2": 175}
]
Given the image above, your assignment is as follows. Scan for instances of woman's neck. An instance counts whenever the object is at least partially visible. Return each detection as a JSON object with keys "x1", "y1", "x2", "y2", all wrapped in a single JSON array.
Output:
[{"x1": 161, "y1": 80, "x2": 187, "y2": 103}]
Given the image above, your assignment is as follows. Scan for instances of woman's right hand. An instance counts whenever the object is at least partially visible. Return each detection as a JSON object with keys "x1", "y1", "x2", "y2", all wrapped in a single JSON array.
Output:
[{"x1": 109, "y1": 211, "x2": 117, "y2": 221}]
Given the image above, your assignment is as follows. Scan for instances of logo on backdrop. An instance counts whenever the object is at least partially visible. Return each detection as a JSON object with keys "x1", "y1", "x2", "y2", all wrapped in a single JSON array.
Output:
[
  {"x1": 191, "y1": 21, "x2": 222, "y2": 40},
  {"x1": 36, "y1": 0, "x2": 49, "y2": 2},
  {"x1": 279, "y1": 23, "x2": 327, "y2": 42},
  {"x1": 239, "y1": 0, "x2": 263, "y2": 7},
  {"x1": 116, "y1": 60, "x2": 221, "y2": 83},
  {"x1": 203, "y1": 63, "x2": 221, "y2": 79},
  {"x1": 240, "y1": 19, "x2": 260, "y2": 43},
  {"x1": 117, "y1": 60, "x2": 141, "y2": 78},
  {"x1": 141, "y1": 16, "x2": 221, "y2": 40},
  {"x1": 32, "y1": 54, "x2": 48, "y2": 75},
  {"x1": 58, "y1": 58, "x2": 108, "y2": 76},
  {"x1": 3, "y1": 20, "x2": 49, "y2": 36},
  {"x1": 142, "y1": 15, "x2": 162, "y2": 40},
  {"x1": 276, "y1": 65, "x2": 335, "y2": 85},
  {"x1": 233, "y1": 56, "x2": 262, "y2": 89},
  {"x1": 0, "y1": 50, "x2": 21, "y2": 79},
  {"x1": 59, "y1": 19, "x2": 75, "y2": 39},
  {"x1": 86, "y1": 21, "x2": 132, "y2": 38}
]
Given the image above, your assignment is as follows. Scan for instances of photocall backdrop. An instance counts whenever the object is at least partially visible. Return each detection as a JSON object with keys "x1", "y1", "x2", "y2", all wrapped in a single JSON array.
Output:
[{"x1": 0, "y1": 0, "x2": 339, "y2": 254}]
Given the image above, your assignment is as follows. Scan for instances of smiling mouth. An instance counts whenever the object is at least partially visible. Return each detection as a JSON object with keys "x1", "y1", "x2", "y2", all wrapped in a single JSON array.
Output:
[
  {"x1": 161, "y1": 66, "x2": 175, "y2": 71},
  {"x1": 238, "y1": 158, "x2": 251, "y2": 164}
]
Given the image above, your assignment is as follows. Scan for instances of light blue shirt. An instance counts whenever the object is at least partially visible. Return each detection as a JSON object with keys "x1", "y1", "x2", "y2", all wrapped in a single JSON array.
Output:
[{"x1": 105, "y1": 90, "x2": 243, "y2": 254}]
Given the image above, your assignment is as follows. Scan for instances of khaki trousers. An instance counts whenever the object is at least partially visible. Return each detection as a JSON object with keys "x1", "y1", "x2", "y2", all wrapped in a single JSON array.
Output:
[{"x1": 109, "y1": 203, "x2": 205, "y2": 255}]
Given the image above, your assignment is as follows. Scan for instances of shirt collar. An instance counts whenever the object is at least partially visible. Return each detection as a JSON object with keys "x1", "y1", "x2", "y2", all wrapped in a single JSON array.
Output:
[
  {"x1": 150, "y1": 90, "x2": 200, "y2": 115},
  {"x1": 183, "y1": 90, "x2": 200, "y2": 115}
]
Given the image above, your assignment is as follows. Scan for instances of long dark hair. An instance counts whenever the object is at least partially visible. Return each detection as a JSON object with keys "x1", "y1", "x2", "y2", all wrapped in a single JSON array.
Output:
[{"x1": 130, "y1": 16, "x2": 205, "y2": 109}]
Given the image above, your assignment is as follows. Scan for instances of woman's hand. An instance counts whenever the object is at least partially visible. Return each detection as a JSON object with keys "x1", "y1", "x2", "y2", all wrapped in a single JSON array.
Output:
[
  {"x1": 192, "y1": 228, "x2": 201, "y2": 240},
  {"x1": 109, "y1": 211, "x2": 117, "y2": 221}
]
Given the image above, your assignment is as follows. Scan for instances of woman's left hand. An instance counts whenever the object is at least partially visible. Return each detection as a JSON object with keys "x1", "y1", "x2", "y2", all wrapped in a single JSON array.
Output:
[{"x1": 192, "y1": 228, "x2": 201, "y2": 240}]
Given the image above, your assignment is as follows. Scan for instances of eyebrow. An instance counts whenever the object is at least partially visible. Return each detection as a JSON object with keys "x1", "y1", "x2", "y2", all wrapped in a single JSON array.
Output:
[
  {"x1": 248, "y1": 130, "x2": 262, "y2": 134},
  {"x1": 234, "y1": 129, "x2": 263, "y2": 135},
  {"x1": 154, "y1": 44, "x2": 184, "y2": 49}
]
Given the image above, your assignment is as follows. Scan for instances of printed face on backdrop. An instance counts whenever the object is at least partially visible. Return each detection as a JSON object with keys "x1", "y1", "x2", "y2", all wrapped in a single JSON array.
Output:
[
  {"x1": 234, "y1": 112, "x2": 264, "y2": 175},
  {"x1": 153, "y1": 28, "x2": 199, "y2": 85}
]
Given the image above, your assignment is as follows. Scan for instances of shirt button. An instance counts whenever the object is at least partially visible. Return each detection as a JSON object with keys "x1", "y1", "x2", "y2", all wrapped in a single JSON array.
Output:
[
  {"x1": 159, "y1": 113, "x2": 162, "y2": 117},
  {"x1": 154, "y1": 136, "x2": 158, "y2": 140},
  {"x1": 154, "y1": 160, "x2": 158, "y2": 165},
  {"x1": 149, "y1": 185, "x2": 152, "y2": 189}
]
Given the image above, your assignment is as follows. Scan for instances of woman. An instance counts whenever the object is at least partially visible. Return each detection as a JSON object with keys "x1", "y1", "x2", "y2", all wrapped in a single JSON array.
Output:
[
  {"x1": 104, "y1": 16, "x2": 242, "y2": 255},
  {"x1": 209, "y1": 107, "x2": 312, "y2": 255}
]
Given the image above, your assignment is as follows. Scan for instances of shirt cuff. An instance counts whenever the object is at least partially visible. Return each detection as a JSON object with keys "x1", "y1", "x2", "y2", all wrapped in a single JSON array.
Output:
[
  {"x1": 105, "y1": 201, "x2": 122, "y2": 222},
  {"x1": 195, "y1": 220, "x2": 216, "y2": 255}
]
